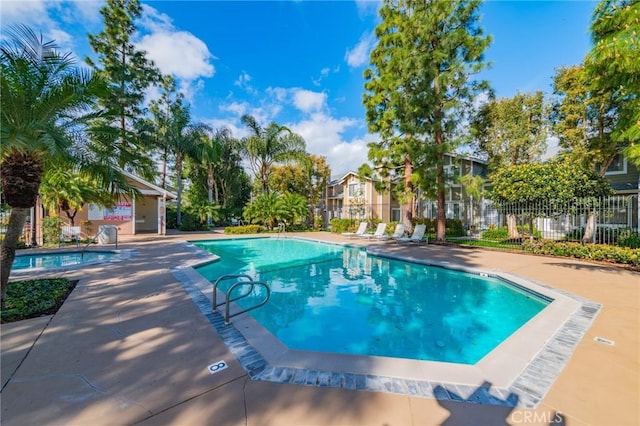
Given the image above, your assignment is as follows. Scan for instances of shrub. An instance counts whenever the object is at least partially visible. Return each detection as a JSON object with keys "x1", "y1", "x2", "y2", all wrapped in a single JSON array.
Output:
[
  {"x1": 286, "y1": 223, "x2": 311, "y2": 232},
  {"x1": 224, "y1": 225, "x2": 262, "y2": 234},
  {"x1": 617, "y1": 229, "x2": 640, "y2": 249},
  {"x1": 42, "y1": 216, "x2": 64, "y2": 245},
  {"x1": 565, "y1": 226, "x2": 632, "y2": 245},
  {"x1": 178, "y1": 211, "x2": 204, "y2": 231},
  {"x1": 330, "y1": 219, "x2": 359, "y2": 234},
  {"x1": 1, "y1": 278, "x2": 76, "y2": 323},
  {"x1": 412, "y1": 218, "x2": 466, "y2": 237},
  {"x1": 313, "y1": 215, "x2": 324, "y2": 230},
  {"x1": 522, "y1": 239, "x2": 640, "y2": 267},
  {"x1": 482, "y1": 226, "x2": 509, "y2": 240}
]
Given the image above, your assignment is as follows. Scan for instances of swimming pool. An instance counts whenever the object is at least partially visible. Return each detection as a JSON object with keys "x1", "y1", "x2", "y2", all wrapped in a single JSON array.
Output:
[
  {"x1": 193, "y1": 238, "x2": 549, "y2": 364},
  {"x1": 10, "y1": 249, "x2": 131, "y2": 277},
  {"x1": 174, "y1": 236, "x2": 598, "y2": 407},
  {"x1": 13, "y1": 251, "x2": 118, "y2": 270}
]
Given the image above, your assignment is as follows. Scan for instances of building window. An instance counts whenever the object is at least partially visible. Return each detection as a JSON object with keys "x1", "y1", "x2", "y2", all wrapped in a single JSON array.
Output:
[
  {"x1": 348, "y1": 182, "x2": 365, "y2": 197},
  {"x1": 391, "y1": 208, "x2": 401, "y2": 222},
  {"x1": 605, "y1": 154, "x2": 627, "y2": 175}
]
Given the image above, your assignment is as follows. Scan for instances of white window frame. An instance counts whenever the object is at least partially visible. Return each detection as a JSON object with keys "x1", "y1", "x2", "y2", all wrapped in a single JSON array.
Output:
[{"x1": 605, "y1": 154, "x2": 627, "y2": 176}]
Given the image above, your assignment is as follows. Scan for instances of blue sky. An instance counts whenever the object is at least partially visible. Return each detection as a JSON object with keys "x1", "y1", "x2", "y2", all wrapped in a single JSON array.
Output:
[{"x1": 2, "y1": 0, "x2": 596, "y2": 177}]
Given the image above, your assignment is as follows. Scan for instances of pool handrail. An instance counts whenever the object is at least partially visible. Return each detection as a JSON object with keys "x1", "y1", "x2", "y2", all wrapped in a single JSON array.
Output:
[
  {"x1": 212, "y1": 274, "x2": 254, "y2": 309},
  {"x1": 211, "y1": 273, "x2": 271, "y2": 324},
  {"x1": 224, "y1": 280, "x2": 271, "y2": 324}
]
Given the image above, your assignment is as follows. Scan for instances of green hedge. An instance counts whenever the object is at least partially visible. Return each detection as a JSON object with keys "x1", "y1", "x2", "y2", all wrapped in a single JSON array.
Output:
[
  {"x1": 412, "y1": 218, "x2": 467, "y2": 237},
  {"x1": 481, "y1": 225, "x2": 541, "y2": 241},
  {"x1": 522, "y1": 239, "x2": 640, "y2": 267},
  {"x1": 224, "y1": 225, "x2": 262, "y2": 234},
  {"x1": 330, "y1": 219, "x2": 359, "y2": 234}
]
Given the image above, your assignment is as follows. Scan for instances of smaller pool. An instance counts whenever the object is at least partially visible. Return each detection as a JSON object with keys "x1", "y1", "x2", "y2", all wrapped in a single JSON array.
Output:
[{"x1": 13, "y1": 251, "x2": 119, "y2": 270}]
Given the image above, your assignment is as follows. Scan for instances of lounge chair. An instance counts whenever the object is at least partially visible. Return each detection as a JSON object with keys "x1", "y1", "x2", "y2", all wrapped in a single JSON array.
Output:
[
  {"x1": 341, "y1": 221, "x2": 368, "y2": 239},
  {"x1": 378, "y1": 223, "x2": 406, "y2": 242},
  {"x1": 359, "y1": 222, "x2": 387, "y2": 240},
  {"x1": 396, "y1": 224, "x2": 427, "y2": 244}
]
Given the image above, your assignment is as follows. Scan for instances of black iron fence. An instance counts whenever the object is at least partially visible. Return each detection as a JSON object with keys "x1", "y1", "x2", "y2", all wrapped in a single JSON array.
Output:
[{"x1": 324, "y1": 195, "x2": 639, "y2": 247}]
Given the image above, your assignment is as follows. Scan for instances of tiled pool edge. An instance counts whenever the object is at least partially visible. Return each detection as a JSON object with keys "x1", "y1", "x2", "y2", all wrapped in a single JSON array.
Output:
[{"x1": 172, "y1": 241, "x2": 602, "y2": 409}]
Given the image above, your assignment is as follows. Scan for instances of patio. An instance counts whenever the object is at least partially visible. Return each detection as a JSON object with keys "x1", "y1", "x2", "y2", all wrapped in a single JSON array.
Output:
[{"x1": 1, "y1": 231, "x2": 638, "y2": 425}]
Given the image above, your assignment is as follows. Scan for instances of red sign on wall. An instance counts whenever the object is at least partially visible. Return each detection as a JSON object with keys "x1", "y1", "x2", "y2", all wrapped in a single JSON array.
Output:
[{"x1": 103, "y1": 202, "x2": 132, "y2": 221}]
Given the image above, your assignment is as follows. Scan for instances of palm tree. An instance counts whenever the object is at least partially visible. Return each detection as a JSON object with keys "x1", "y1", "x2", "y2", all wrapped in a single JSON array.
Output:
[
  {"x1": 164, "y1": 98, "x2": 210, "y2": 226},
  {"x1": 195, "y1": 127, "x2": 230, "y2": 224},
  {"x1": 240, "y1": 114, "x2": 307, "y2": 194},
  {"x1": 0, "y1": 25, "x2": 128, "y2": 305}
]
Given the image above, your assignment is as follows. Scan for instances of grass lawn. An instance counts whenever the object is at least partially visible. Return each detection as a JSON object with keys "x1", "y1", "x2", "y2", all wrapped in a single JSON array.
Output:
[{"x1": 1, "y1": 278, "x2": 77, "y2": 323}]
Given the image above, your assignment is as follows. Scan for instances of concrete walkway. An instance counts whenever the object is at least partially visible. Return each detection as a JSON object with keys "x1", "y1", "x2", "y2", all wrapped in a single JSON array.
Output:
[{"x1": 1, "y1": 231, "x2": 638, "y2": 425}]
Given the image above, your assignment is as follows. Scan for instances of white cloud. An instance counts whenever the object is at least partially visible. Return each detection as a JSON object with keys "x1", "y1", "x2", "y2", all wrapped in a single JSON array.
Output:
[
  {"x1": 138, "y1": 4, "x2": 174, "y2": 33},
  {"x1": 345, "y1": 32, "x2": 375, "y2": 68},
  {"x1": 292, "y1": 89, "x2": 327, "y2": 113},
  {"x1": 137, "y1": 5, "x2": 215, "y2": 100},
  {"x1": 138, "y1": 31, "x2": 214, "y2": 80},
  {"x1": 220, "y1": 101, "x2": 249, "y2": 116},
  {"x1": 289, "y1": 113, "x2": 370, "y2": 177},
  {"x1": 66, "y1": 1, "x2": 102, "y2": 25},
  {"x1": 0, "y1": 0, "x2": 50, "y2": 27},
  {"x1": 266, "y1": 87, "x2": 289, "y2": 102},
  {"x1": 355, "y1": 0, "x2": 381, "y2": 16},
  {"x1": 235, "y1": 71, "x2": 251, "y2": 86},
  {"x1": 204, "y1": 118, "x2": 250, "y2": 140}
]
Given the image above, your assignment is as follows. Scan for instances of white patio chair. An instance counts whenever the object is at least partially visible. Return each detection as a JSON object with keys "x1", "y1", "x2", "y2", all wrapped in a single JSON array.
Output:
[
  {"x1": 396, "y1": 224, "x2": 427, "y2": 244},
  {"x1": 378, "y1": 223, "x2": 406, "y2": 242},
  {"x1": 359, "y1": 222, "x2": 388, "y2": 240},
  {"x1": 341, "y1": 222, "x2": 368, "y2": 239}
]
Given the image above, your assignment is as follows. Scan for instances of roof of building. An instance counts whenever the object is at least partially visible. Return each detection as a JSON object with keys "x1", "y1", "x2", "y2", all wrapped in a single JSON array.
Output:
[{"x1": 122, "y1": 170, "x2": 178, "y2": 199}]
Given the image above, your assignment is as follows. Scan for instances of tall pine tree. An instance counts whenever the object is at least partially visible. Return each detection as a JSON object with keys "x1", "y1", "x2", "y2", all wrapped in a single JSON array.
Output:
[
  {"x1": 86, "y1": 0, "x2": 160, "y2": 174},
  {"x1": 364, "y1": 0, "x2": 491, "y2": 241}
]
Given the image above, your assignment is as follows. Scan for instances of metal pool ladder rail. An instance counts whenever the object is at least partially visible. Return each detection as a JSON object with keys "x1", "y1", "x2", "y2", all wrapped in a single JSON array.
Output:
[{"x1": 212, "y1": 274, "x2": 271, "y2": 324}]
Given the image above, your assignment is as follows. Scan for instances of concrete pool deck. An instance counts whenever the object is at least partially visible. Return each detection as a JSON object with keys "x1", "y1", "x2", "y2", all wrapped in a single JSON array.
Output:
[{"x1": 1, "y1": 231, "x2": 638, "y2": 425}]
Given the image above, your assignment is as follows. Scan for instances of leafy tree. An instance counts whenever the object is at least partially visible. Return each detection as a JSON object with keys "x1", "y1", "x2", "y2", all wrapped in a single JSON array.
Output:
[
  {"x1": 86, "y1": 0, "x2": 161, "y2": 174},
  {"x1": 240, "y1": 114, "x2": 307, "y2": 194},
  {"x1": 552, "y1": 65, "x2": 620, "y2": 174},
  {"x1": 40, "y1": 166, "x2": 115, "y2": 225},
  {"x1": 489, "y1": 158, "x2": 613, "y2": 240},
  {"x1": 243, "y1": 192, "x2": 287, "y2": 229},
  {"x1": 363, "y1": 0, "x2": 491, "y2": 242},
  {"x1": 0, "y1": 25, "x2": 129, "y2": 305},
  {"x1": 185, "y1": 200, "x2": 221, "y2": 226},
  {"x1": 279, "y1": 193, "x2": 309, "y2": 226},
  {"x1": 472, "y1": 91, "x2": 548, "y2": 171},
  {"x1": 269, "y1": 164, "x2": 308, "y2": 196},
  {"x1": 586, "y1": 0, "x2": 639, "y2": 162}
]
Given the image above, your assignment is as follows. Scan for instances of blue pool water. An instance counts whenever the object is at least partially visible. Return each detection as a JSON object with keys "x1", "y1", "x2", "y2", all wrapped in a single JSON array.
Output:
[
  {"x1": 13, "y1": 251, "x2": 118, "y2": 270},
  {"x1": 194, "y1": 238, "x2": 550, "y2": 364}
]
